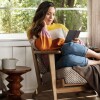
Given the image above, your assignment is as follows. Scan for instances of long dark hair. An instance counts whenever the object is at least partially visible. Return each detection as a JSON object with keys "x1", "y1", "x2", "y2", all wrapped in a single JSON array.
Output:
[{"x1": 28, "y1": 1, "x2": 56, "y2": 39}]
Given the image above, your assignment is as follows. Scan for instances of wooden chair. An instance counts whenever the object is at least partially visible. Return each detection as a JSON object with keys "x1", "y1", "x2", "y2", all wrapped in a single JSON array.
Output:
[{"x1": 32, "y1": 48, "x2": 96, "y2": 100}]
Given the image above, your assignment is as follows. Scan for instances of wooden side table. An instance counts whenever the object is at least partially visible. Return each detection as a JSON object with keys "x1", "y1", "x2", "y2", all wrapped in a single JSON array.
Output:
[{"x1": 0, "y1": 66, "x2": 31, "y2": 100}]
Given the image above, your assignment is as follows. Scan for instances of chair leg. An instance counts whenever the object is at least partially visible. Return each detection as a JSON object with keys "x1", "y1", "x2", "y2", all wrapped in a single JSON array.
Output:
[{"x1": 49, "y1": 54, "x2": 57, "y2": 100}]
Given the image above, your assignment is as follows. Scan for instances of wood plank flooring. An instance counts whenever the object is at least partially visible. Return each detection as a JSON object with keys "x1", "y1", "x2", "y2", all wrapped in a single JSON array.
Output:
[
  {"x1": 32, "y1": 91, "x2": 100, "y2": 100},
  {"x1": 1, "y1": 91, "x2": 100, "y2": 100}
]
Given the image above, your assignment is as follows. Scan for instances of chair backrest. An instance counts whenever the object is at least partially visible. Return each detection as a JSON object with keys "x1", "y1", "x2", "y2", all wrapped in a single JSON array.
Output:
[{"x1": 31, "y1": 48, "x2": 61, "y2": 92}]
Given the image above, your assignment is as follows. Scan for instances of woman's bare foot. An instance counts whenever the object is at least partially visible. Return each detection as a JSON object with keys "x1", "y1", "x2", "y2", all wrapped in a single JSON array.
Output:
[{"x1": 87, "y1": 59, "x2": 100, "y2": 65}]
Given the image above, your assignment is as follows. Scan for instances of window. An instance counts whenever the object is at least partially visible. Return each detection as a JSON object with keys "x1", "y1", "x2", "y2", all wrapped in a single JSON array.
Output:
[
  {"x1": 0, "y1": 0, "x2": 87, "y2": 39},
  {"x1": 54, "y1": 0, "x2": 87, "y2": 32},
  {"x1": 0, "y1": 0, "x2": 39, "y2": 34}
]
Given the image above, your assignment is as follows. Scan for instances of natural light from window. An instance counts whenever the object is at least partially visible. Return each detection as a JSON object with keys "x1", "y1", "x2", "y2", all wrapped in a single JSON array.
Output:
[{"x1": 0, "y1": 0, "x2": 87, "y2": 40}]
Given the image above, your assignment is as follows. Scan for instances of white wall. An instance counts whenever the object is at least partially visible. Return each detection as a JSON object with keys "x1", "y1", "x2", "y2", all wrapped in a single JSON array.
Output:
[{"x1": 0, "y1": 40, "x2": 37, "y2": 93}]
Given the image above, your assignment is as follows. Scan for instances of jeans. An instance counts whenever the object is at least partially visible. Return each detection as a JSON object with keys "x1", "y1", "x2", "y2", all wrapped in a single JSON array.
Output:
[{"x1": 56, "y1": 42, "x2": 88, "y2": 69}]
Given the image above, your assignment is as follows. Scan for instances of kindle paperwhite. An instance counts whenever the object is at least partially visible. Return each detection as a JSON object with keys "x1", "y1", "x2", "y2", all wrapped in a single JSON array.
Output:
[{"x1": 65, "y1": 30, "x2": 81, "y2": 43}]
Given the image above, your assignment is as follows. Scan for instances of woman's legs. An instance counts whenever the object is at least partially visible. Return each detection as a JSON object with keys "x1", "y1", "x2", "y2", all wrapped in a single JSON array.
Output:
[
  {"x1": 61, "y1": 42, "x2": 88, "y2": 56},
  {"x1": 60, "y1": 42, "x2": 100, "y2": 66},
  {"x1": 86, "y1": 49, "x2": 100, "y2": 60},
  {"x1": 87, "y1": 59, "x2": 100, "y2": 65},
  {"x1": 56, "y1": 54, "x2": 88, "y2": 68},
  {"x1": 55, "y1": 54, "x2": 100, "y2": 68},
  {"x1": 62, "y1": 42, "x2": 100, "y2": 60},
  {"x1": 86, "y1": 49, "x2": 100, "y2": 65}
]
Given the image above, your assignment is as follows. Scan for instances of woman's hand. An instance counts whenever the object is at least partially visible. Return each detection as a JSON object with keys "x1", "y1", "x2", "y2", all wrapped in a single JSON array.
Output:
[
  {"x1": 43, "y1": 20, "x2": 47, "y2": 29},
  {"x1": 72, "y1": 38, "x2": 80, "y2": 43},
  {"x1": 72, "y1": 38, "x2": 85, "y2": 45}
]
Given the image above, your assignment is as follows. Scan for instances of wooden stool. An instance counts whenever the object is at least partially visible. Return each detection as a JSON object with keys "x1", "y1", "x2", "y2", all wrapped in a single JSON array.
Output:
[{"x1": 0, "y1": 66, "x2": 31, "y2": 100}]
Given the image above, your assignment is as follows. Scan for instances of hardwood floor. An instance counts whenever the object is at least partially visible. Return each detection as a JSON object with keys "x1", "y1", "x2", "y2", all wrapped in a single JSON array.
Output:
[
  {"x1": 32, "y1": 91, "x2": 100, "y2": 100},
  {"x1": 0, "y1": 91, "x2": 100, "y2": 100}
]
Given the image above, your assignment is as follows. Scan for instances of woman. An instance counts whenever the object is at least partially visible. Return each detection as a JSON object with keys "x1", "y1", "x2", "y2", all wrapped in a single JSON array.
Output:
[{"x1": 27, "y1": 1, "x2": 100, "y2": 68}]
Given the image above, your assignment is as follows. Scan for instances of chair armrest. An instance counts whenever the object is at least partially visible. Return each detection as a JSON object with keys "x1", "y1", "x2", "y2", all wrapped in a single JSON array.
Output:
[{"x1": 33, "y1": 50, "x2": 61, "y2": 54}]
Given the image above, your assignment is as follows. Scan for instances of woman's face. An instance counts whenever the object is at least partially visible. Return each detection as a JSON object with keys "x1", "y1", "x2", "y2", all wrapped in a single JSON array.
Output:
[{"x1": 44, "y1": 7, "x2": 55, "y2": 25}]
